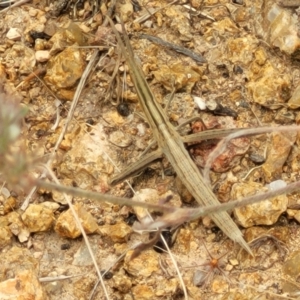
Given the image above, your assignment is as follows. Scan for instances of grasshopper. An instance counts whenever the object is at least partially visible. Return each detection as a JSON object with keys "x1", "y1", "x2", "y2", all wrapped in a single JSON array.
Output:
[{"x1": 107, "y1": 18, "x2": 252, "y2": 255}]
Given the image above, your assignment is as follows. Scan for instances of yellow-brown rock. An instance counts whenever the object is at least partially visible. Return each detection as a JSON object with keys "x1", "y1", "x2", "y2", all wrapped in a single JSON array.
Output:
[
  {"x1": 132, "y1": 284, "x2": 155, "y2": 300},
  {"x1": 98, "y1": 222, "x2": 132, "y2": 243},
  {"x1": 0, "y1": 226, "x2": 12, "y2": 248},
  {"x1": 124, "y1": 249, "x2": 159, "y2": 278},
  {"x1": 0, "y1": 246, "x2": 39, "y2": 281},
  {"x1": 54, "y1": 203, "x2": 99, "y2": 238},
  {"x1": 152, "y1": 62, "x2": 201, "y2": 92},
  {"x1": 0, "y1": 196, "x2": 17, "y2": 215},
  {"x1": 44, "y1": 47, "x2": 86, "y2": 100},
  {"x1": 7, "y1": 211, "x2": 30, "y2": 242},
  {"x1": 21, "y1": 204, "x2": 54, "y2": 232},
  {"x1": 112, "y1": 272, "x2": 132, "y2": 293},
  {"x1": 0, "y1": 270, "x2": 47, "y2": 300},
  {"x1": 232, "y1": 182, "x2": 288, "y2": 227},
  {"x1": 262, "y1": 131, "x2": 297, "y2": 182}
]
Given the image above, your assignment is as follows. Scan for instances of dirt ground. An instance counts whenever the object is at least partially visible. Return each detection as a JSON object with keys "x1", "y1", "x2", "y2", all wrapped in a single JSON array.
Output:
[{"x1": 1, "y1": 0, "x2": 300, "y2": 299}]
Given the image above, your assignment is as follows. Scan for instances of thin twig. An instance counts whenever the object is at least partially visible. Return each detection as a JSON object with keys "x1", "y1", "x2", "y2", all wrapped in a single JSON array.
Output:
[
  {"x1": 39, "y1": 273, "x2": 86, "y2": 282},
  {"x1": 0, "y1": 0, "x2": 30, "y2": 14},
  {"x1": 37, "y1": 179, "x2": 175, "y2": 213},
  {"x1": 37, "y1": 176, "x2": 300, "y2": 227},
  {"x1": 277, "y1": 0, "x2": 300, "y2": 7},
  {"x1": 139, "y1": 33, "x2": 207, "y2": 64},
  {"x1": 132, "y1": 179, "x2": 300, "y2": 231}
]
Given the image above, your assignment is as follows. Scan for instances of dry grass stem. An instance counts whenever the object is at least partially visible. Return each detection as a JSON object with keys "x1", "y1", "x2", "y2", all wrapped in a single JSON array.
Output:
[
  {"x1": 39, "y1": 274, "x2": 87, "y2": 283},
  {"x1": 45, "y1": 167, "x2": 110, "y2": 300},
  {"x1": 0, "y1": 0, "x2": 30, "y2": 14},
  {"x1": 37, "y1": 175, "x2": 300, "y2": 234}
]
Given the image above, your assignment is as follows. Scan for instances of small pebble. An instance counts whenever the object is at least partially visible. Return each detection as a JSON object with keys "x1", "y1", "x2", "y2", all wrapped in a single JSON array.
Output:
[
  {"x1": 6, "y1": 28, "x2": 21, "y2": 40},
  {"x1": 35, "y1": 50, "x2": 50, "y2": 62}
]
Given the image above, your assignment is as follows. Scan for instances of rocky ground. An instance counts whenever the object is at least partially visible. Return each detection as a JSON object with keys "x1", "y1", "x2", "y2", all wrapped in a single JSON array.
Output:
[{"x1": 1, "y1": 0, "x2": 300, "y2": 299}]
